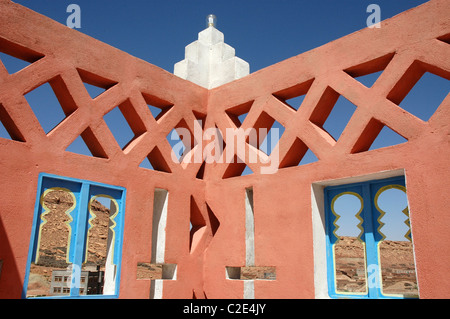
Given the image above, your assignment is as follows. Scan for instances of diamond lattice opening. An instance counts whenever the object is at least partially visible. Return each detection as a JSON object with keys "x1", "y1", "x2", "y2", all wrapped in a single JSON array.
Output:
[
  {"x1": 369, "y1": 126, "x2": 407, "y2": 152},
  {"x1": 0, "y1": 103, "x2": 25, "y2": 142},
  {"x1": 258, "y1": 117, "x2": 285, "y2": 156},
  {"x1": 77, "y1": 69, "x2": 118, "y2": 99},
  {"x1": 279, "y1": 137, "x2": 318, "y2": 169},
  {"x1": 190, "y1": 196, "x2": 206, "y2": 253},
  {"x1": 65, "y1": 127, "x2": 109, "y2": 159},
  {"x1": 66, "y1": 135, "x2": 94, "y2": 157},
  {"x1": 351, "y1": 118, "x2": 408, "y2": 154},
  {"x1": 142, "y1": 92, "x2": 174, "y2": 122},
  {"x1": 24, "y1": 76, "x2": 77, "y2": 135},
  {"x1": 301, "y1": 149, "x2": 319, "y2": 165},
  {"x1": 272, "y1": 78, "x2": 314, "y2": 111},
  {"x1": 139, "y1": 156, "x2": 154, "y2": 170},
  {"x1": 387, "y1": 62, "x2": 450, "y2": 122},
  {"x1": 0, "y1": 37, "x2": 44, "y2": 74},
  {"x1": 139, "y1": 146, "x2": 172, "y2": 173},
  {"x1": 166, "y1": 119, "x2": 196, "y2": 163},
  {"x1": 251, "y1": 111, "x2": 275, "y2": 149},
  {"x1": 196, "y1": 161, "x2": 206, "y2": 180},
  {"x1": 344, "y1": 53, "x2": 395, "y2": 88},
  {"x1": 437, "y1": 33, "x2": 450, "y2": 45},
  {"x1": 0, "y1": 51, "x2": 32, "y2": 74},
  {"x1": 206, "y1": 203, "x2": 220, "y2": 236},
  {"x1": 222, "y1": 155, "x2": 253, "y2": 179},
  {"x1": 309, "y1": 87, "x2": 357, "y2": 142},
  {"x1": 350, "y1": 71, "x2": 383, "y2": 88},
  {"x1": 167, "y1": 128, "x2": 184, "y2": 162},
  {"x1": 225, "y1": 101, "x2": 253, "y2": 128},
  {"x1": 203, "y1": 125, "x2": 225, "y2": 165},
  {"x1": 103, "y1": 99, "x2": 147, "y2": 151},
  {"x1": 241, "y1": 165, "x2": 254, "y2": 176},
  {"x1": 192, "y1": 110, "x2": 206, "y2": 131}
]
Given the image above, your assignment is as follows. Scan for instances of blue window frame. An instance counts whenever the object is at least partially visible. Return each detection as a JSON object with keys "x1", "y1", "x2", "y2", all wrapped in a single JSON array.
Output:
[
  {"x1": 23, "y1": 173, "x2": 126, "y2": 299},
  {"x1": 324, "y1": 176, "x2": 418, "y2": 299}
]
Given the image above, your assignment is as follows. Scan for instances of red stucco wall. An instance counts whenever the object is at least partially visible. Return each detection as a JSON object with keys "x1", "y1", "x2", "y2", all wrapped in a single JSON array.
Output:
[{"x1": 0, "y1": 0, "x2": 449, "y2": 298}]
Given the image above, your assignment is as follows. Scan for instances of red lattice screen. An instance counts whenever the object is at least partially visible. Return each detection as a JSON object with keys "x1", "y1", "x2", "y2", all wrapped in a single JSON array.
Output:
[{"x1": 0, "y1": 0, "x2": 449, "y2": 298}]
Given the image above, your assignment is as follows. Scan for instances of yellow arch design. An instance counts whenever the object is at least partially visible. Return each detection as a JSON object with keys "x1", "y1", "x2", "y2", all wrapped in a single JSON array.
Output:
[
  {"x1": 374, "y1": 185, "x2": 415, "y2": 298},
  {"x1": 35, "y1": 187, "x2": 76, "y2": 264},
  {"x1": 374, "y1": 184, "x2": 410, "y2": 242},
  {"x1": 84, "y1": 195, "x2": 119, "y2": 265},
  {"x1": 331, "y1": 191, "x2": 367, "y2": 295},
  {"x1": 331, "y1": 191, "x2": 364, "y2": 243}
]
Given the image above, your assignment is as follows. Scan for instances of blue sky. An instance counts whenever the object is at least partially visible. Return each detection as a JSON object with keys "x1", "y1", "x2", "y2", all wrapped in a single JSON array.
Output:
[
  {"x1": 333, "y1": 189, "x2": 409, "y2": 241},
  {"x1": 2, "y1": 0, "x2": 447, "y2": 160},
  {"x1": 7, "y1": 0, "x2": 429, "y2": 73},
  {"x1": 0, "y1": 1, "x2": 448, "y2": 240}
]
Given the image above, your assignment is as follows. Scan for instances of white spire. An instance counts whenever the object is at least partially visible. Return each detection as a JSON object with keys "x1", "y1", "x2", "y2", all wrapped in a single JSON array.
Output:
[{"x1": 174, "y1": 15, "x2": 250, "y2": 89}]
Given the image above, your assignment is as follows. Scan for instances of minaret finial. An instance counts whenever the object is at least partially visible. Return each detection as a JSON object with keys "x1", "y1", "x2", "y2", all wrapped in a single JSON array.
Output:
[
  {"x1": 206, "y1": 14, "x2": 217, "y2": 28},
  {"x1": 174, "y1": 14, "x2": 249, "y2": 89}
]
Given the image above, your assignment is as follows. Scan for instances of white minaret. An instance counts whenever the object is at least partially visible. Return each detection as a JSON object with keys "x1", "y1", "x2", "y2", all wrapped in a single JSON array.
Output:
[{"x1": 174, "y1": 14, "x2": 250, "y2": 89}]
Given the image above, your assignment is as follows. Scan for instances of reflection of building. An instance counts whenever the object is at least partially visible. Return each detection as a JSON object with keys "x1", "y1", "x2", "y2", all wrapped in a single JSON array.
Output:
[
  {"x1": 86, "y1": 269, "x2": 105, "y2": 295},
  {"x1": 50, "y1": 268, "x2": 104, "y2": 296}
]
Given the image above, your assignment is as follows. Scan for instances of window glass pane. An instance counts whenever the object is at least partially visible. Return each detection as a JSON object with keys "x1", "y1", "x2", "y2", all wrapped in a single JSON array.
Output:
[
  {"x1": 26, "y1": 175, "x2": 125, "y2": 298},
  {"x1": 326, "y1": 177, "x2": 419, "y2": 299},
  {"x1": 375, "y1": 186, "x2": 418, "y2": 297},
  {"x1": 27, "y1": 189, "x2": 75, "y2": 298},
  {"x1": 331, "y1": 192, "x2": 367, "y2": 294},
  {"x1": 81, "y1": 194, "x2": 118, "y2": 295}
]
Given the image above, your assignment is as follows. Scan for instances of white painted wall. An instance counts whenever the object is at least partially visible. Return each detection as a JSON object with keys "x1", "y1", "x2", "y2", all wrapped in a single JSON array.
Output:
[{"x1": 150, "y1": 188, "x2": 169, "y2": 299}]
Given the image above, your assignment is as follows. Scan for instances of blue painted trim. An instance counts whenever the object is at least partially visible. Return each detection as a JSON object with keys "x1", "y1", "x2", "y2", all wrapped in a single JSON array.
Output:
[
  {"x1": 324, "y1": 175, "x2": 414, "y2": 299},
  {"x1": 361, "y1": 183, "x2": 379, "y2": 299},
  {"x1": 22, "y1": 173, "x2": 126, "y2": 299}
]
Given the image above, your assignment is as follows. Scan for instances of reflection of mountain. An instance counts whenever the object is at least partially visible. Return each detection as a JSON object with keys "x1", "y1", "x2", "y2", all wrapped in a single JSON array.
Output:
[
  {"x1": 27, "y1": 190, "x2": 111, "y2": 297},
  {"x1": 37, "y1": 190, "x2": 111, "y2": 267},
  {"x1": 36, "y1": 190, "x2": 74, "y2": 268},
  {"x1": 334, "y1": 236, "x2": 418, "y2": 296}
]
